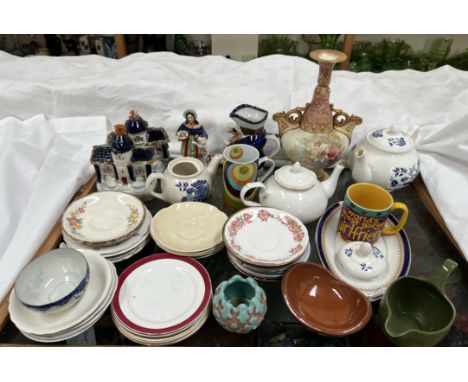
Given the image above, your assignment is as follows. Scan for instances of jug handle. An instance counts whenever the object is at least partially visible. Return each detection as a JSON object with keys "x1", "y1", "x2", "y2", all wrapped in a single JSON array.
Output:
[
  {"x1": 427, "y1": 259, "x2": 458, "y2": 292},
  {"x1": 145, "y1": 172, "x2": 166, "y2": 202},
  {"x1": 240, "y1": 182, "x2": 264, "y2": 207}
]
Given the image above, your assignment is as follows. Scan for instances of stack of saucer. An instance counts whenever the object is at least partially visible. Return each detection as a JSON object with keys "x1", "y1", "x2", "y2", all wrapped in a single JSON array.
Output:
[
  {"x1": 150, "y1": 202, "x2": 228, "y2": 259},
  {"x1": 111, "y1": 254, "x2": 212, "y2": 346},
  {"x1": 224, "y1": 207, "x2": 310, "y2": 281},
  {"x1": 62, "y1": 191, "x2": 151, "y2": 263},
  {"x1": 9, "y1": 250, "x2": 117, "y2": 343}
]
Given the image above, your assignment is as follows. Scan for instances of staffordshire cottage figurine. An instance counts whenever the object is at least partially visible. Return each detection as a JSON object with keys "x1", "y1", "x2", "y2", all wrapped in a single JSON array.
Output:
[
  {"x1": 177, "y1": 109, "x2": 209, "y2": 162},
  {"x1": 90, "y1": 112, "x2": 170, "y2": 197}
]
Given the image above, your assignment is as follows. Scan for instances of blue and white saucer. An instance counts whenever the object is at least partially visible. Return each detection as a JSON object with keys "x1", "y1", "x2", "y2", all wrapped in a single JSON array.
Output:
[{"x1": 315, "y1": 202, "x2": 411, "y2": 301}]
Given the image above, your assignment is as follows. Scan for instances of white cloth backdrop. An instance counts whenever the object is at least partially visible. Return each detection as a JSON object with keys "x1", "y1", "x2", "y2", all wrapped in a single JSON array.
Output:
[
  {"x1": 1, "y1": 51, "x2": 468, "y2": 301},
  {"x1": 0, "y1": 115, "x2": 106, "y2": 302}
]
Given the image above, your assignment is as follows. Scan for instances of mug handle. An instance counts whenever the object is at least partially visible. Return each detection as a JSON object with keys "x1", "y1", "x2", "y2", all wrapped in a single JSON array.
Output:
[
  {"x1": 257, "y1": 157, "x2": 275, "y2": 182},
  {"x1": 382, "y1": 202, "x2": 408, "y2": 235},
  {"x1": 145, "y1": 173, "x2": 167, "y2": 202},
  {"x1": 240, "y1": 182, "x2": 264, "y2": 207},
  {"x1": 265, "y1": 134, "x2": 281, "y2": 158},
  {"x1": 427, "y1": 259, "x2": 458, "y2": 292}
]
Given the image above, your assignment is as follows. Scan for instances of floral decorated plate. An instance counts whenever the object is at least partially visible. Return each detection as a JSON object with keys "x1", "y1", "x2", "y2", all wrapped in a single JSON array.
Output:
[
  {"x1": 62, "y1": 191, "x2": 145, "y2": 245},
  {"x1": 315, "y1": 202, "x2": 411, "y2": 301},
  {"x1": 223, "y1": 207, "x2": 309, "y2": 267},
  {"x1": 150, "y1": 202, "x2": 228, "y2": 253}
]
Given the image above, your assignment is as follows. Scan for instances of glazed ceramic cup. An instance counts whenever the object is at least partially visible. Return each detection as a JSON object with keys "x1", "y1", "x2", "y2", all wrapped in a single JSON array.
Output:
[
  {"x1": 338, "y1": 182, "x2": 408, "y2": 243},
  {"x1": 222, "y1": 144, "x2": 275, "y2": 211},
  {"x1": 377, "y1": 259, "x2": 458, "y2": 347}
]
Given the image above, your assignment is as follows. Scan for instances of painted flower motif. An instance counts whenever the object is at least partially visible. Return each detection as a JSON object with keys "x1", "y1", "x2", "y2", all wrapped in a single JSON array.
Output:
[
  {"x1": 371, "y1": 129, "x2": 384, "y2": 138},
  {"x1": 293, "y1": 232, "x2": 305, "y2": 242},
  {"x1": 372, "y1": 247, "x2": 384, "y2": 259},
  {"x1": 326, "y1": 146, "x2": 341, "y2": 161},
  {"x1": 289, "y1": 244, "x2": 303, "y2": 255},
  {"x1": 227, "y1": 213, "x2": 254, "y2": 239},
  {"x1": 257, "y1": 209, "x2": 271, "y2": 222},
  {"x1": 388, "y1": 137, "x2": 406, "y2": 147},
  {"x1": 127, "y1": 205, "x2": 139, "y2": 226},
  {"x1": 360, "y1": 263, "x2": 373, "y2": 272},
  {"x1": 345, "y1": 248, "x2": 353, "y2": 257},
  {"x1": 66, "y1": 200, "x2": 88, "y2": 235},
  {"x1": 67, "y1": 216, "x2": 81, "y2": 231}
]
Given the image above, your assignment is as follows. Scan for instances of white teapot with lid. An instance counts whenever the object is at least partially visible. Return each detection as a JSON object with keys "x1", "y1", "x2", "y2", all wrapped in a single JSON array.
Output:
[
  {"x1": 240, "y1": 161, "x2": 344, "y2": 224},
  {"x1": 348, "y1": 126, "x2": 420, "y2": 191}
]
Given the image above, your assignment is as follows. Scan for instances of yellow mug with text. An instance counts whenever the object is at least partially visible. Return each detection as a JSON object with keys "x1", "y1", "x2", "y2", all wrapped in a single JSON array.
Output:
[{"x1": 338, "y1": 183, "x2": 408, "y2": 244}]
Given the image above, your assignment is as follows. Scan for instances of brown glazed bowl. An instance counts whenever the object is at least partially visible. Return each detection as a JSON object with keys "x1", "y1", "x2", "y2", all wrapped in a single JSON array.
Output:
[{"x1": 282, "y1": 263, "x2": 372, "y2": 336}]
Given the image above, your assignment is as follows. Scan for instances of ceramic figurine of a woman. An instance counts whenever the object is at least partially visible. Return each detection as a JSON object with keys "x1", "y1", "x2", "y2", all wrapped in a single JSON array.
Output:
[{"x1": 177, "y1": 109, "x2": 208, "y2": 160}]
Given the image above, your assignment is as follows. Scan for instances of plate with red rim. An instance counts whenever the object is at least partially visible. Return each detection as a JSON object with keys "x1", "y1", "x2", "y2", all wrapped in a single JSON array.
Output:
[
  {"x1": 223, "y1": 207, "x2": 309, "y2": 267},
  {"x1": 112, "y1": 253, "x2": 212, "y2": 336}
]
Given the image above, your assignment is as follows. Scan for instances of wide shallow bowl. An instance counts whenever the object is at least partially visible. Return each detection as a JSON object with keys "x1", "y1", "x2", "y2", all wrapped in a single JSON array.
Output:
[
  {"x1": 150, "y1": 202, "x2": 228, "y2": 253},
  {"x1": 282, "y1": 263, "x2": 372, "y2": 336},
  {"x1": 15, "y1": 248, "x2": 90, "y2": 313}
]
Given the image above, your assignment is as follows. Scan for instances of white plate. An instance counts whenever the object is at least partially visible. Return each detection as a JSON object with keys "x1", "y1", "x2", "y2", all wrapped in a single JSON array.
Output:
[
  {"x1": 62, "y1": 191, "x2": 145, "y2": 245},
  {"x1": 315, "y1": 202, "x2": 411, "y2": 301},
  {"x1": 105, "y1": 235, "x2": 151, "y2": 263},
  {"x1": 63, "y1": 207, "x2": 152, "y2": 255},
  {"x1": 112, "y1": 307, "x2": 209, "y2": 346},
  {"x1": 19, "y1": 263, "x2": 118, "y2": 342},
  {"x1": 223, "y1": 207, "x2": 309, "y2": 267},
  {"x1": 113, "y1": 254, "x2": 211, "y2": 335},
  {"x1": 150, "y1": 202, "x2": 227, "y2": 253},
  {"x1": 9, "y1": 250, "x2": 114, "y2": 335},
  {"x1": 154, "y1": 238, "x2": 224, "y2": 259},
  {"x1": 228, "y1": 244, "x2": 311, "y2": 280}
]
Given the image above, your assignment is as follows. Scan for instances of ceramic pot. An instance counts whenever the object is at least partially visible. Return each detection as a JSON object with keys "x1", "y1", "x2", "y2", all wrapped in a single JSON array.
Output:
[
  {"x1": 273, "y1": 49, "x2": 362, "y2": 180},
  {"x1": 240, "y1": 161, "x2": 344, "y2": 224},
  {"x1": 377, "y1": 259, "x2": 458, "y2": 346},
  {"x1": 212, "y1": 275, "x2": 267, "y2": 334},
  {"x1": 146, "y1": 155, "x2": 222, "y2": 204},
  {"x1": 348, "y1": 126, "x2": 420, "y2": 190}
]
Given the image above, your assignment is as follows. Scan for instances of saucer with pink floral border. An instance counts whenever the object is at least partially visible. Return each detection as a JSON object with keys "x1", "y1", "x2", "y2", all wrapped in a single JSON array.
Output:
[{"x1": 223, "y1": 207, "x2": 309, "y2": 267}]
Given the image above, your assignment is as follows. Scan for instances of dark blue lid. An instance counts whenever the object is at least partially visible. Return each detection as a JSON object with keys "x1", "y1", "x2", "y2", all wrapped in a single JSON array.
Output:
[{"x1": 111, "y1": 124, "x2": 134, "y2": 154}]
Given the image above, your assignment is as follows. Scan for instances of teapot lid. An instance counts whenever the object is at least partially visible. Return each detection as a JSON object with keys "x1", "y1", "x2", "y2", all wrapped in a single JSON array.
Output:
[
  {"x1": 367, "y1": 126, "x2": 414, "y2": 153},
  {"x1": 275, "y1": 162, "x2": 317, "y2": 190}
]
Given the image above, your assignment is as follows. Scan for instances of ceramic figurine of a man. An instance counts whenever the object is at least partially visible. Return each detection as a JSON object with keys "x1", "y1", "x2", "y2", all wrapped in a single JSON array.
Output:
[{"x1": 177, "y1": 109, "x2": 208, "y2": 160}]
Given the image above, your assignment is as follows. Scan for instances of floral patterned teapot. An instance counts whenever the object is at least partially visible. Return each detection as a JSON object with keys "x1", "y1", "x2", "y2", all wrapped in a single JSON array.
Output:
[
  {"x1": 348, "y1": 126, "x2": 420, "y2": 190},
  {"x1": 273, "y1": 49, "x2": 362, "y2": 180}
]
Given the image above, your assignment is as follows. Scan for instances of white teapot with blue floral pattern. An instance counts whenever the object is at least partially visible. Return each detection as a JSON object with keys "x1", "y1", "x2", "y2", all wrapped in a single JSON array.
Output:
[{"x1": 348, "y1": 126, "x2": 420, "y2": 191}]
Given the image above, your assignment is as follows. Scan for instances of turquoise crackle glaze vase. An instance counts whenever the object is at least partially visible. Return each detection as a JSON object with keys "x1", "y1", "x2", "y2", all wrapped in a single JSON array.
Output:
[{"x1": 212, "y1": 275, "x2": 267, "y2": 334}]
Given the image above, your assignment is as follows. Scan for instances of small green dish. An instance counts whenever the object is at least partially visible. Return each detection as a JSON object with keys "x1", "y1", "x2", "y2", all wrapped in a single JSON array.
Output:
[{"x1": 377, "y1": 259, "x2": 458, "y2": 346}]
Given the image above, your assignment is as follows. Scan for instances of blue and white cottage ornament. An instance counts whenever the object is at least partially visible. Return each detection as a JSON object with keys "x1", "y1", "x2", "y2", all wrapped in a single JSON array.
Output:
[
  {"x1": 90, "y1": 112, "x2": 170, "y2": 197},
  {"x1": 212, "y1": 275, "x2": 267, "y2": 334},
  {"x1": 348, "y1": 125, "x2": 420, "y2": 191}
]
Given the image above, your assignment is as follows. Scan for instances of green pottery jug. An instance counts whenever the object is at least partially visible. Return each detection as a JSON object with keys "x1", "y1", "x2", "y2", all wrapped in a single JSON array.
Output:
[{"x1": 377, "y1": 259, "x2": 458, "y2": 346}]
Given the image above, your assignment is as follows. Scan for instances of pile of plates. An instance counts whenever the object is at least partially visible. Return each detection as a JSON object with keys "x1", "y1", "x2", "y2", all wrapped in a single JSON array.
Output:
[
  {"x1": 150, "y1": 202, "x2": 227, "y2": 259},
  {"x1": 8, "y1": 250, "x2": 117, "y2": 343},
  {"x1": 111, "y1": 253, "x2": 212, "y2": 346},
  {"x1": 223, "y1": 207, "x2": 310, "y2": 281},
  {"x1": 62, "y1": 191, "x2": 151, "y2": 263}
]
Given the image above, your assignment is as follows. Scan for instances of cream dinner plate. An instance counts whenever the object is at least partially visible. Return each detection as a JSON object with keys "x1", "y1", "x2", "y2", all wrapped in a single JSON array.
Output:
[
  {"x1": 223, "y1": 207, "x2": 309, "y2": 267},
  {"x1": 315, "y1": 202, "x2": 411, "y2": 301},
  {"x1": 62, "y1": 191, "x2": 145, "y2": 245},
  {"x1": 9, "y1": 250, "x2": 114, "y2": 335},
  {"x1": 112, "y1": 254, "x2": 211, "y2": 335},
  {"x1": 150, "y1": 202, "x2": 227, "y2": 253}
]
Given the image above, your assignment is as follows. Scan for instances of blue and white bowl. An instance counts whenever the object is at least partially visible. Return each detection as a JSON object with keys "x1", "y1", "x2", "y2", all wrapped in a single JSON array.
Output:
[{"x1": 15, "y1": 248, "x2": 90, "y2": 313}]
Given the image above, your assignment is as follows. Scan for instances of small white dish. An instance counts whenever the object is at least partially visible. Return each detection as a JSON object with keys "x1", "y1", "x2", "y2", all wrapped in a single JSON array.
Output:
[
  {"x1": 315, "y1": 202, "x2": 411, "y2": 301},
  {"x1": 224, "y1": 207, "x2": 308, "y2": 267},
  {"x1": 18, "y1": 262, "x2": 117, "y2": 343},
  {"x1": 9, "y1": 250, "x2": 114, "y2": 335},
  {"x1": 62, "y1": 191, "x2": 145, "y2": 245},
  {"x1": 15, "y1": 248, "x2": 89, "y2": 313},
  {"x1": 150, "y1": 202, "x2": 227, "y2": 253}
]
